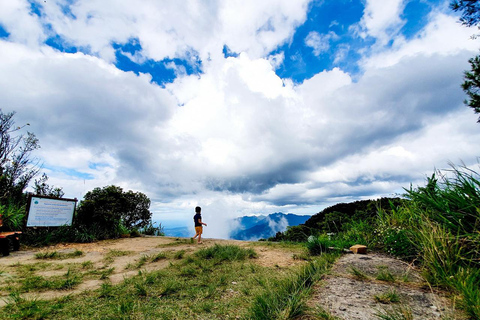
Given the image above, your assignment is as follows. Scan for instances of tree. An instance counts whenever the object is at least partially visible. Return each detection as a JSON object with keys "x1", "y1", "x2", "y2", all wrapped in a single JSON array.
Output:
[
  {"x1": 451, "y1": 0, "x2": 480, "y2": 27},
  {"x1": 33, "y1": 173, "x2": 65, "y2": 198},
  {"x1": 451, "y1": 1, "x2": 480, "y2": 121},
  {"x1": 75, "y1": 185, "x2": 153, "y2": 239},
  {"x1": 0, "y1": 109, "x2": 40, "y2": 205}
]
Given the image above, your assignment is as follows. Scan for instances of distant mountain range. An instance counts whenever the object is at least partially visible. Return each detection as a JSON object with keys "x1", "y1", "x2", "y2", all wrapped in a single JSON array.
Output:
[
  {"x1": 163, "y1": 226, "x2": 191, "y2": 238},
  {"x1": 229, "y1": 212, "x2": 311, "y2": 240},
  {"x1": 162, "y1": 212, "x2": 310, "y2": 240}
]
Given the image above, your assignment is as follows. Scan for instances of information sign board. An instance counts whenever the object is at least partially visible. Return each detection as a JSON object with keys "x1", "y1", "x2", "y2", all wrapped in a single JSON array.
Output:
[{"x1": 26, "y1": 196, "x2": 77, "y2": 227}]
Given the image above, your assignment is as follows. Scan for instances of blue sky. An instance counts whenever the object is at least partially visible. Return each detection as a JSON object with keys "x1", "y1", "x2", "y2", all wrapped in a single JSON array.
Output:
[{"x1": 0, "y1": 0, "x2": 479, "y2": 237}]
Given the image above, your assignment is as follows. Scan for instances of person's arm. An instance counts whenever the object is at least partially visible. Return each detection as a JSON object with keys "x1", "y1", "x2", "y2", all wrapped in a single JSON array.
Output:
[{"x1": 199, "y1": 219, "x2": 207, "y2": 226}]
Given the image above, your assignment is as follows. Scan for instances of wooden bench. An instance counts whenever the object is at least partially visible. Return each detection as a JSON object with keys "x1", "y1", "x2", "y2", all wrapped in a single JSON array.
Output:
[{"x1": 0, "y1": 214, "x2": 22, "y2": 256}]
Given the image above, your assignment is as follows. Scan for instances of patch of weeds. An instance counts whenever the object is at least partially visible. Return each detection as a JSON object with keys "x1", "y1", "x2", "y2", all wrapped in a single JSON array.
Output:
[
  {"x1": 174, "y1": 250, "x2": 186, "y2": 260},
  {"x1": 160, "y1": 279, "x2": 181, "y2": 296},
  {"x1": 135, "y1": 255, "x2": 149, "y2": 269},
  {"x1": 99, "y1": 267, "x2": 115, "y2": 280},
  {"x1": 151, "y1": 252, "x2": 167, "y2": 262},
  {"x1": 292, "y1": 253, "x2": 310, "y2": 261},
  {"x1": 144, "y1": 271, "x2": 162, "y2": 284},
  {"x1": 67, "y1": 250, "x2": 84, "y2": 258},
  {"x1": 180, "y1": 266, "x2": 196, "y2": 277},
  {"x1": 375, "y1": 305, "x2": 413, "y2": 320},
  {"x1": 98, "y1": 283, "x2": 114, "y2": 298},
  {"x1": 59, "y1": 269, "x2": 82, "y2": 290},
  {"x1": 374, "y1": 289, "x2": 400, "y2": 304},
  {"x1": 312, "y1": 306, "x2": 341, "y2": 319},
  {"x1": 20, "y1": 269, "x2": 82, "y2": 292},
  {"x1": 0, "y1": 268, "x2": 13, "y2": 280},
  {"x1": 81, "y1": 261, "x2": 94, "y2": 269},
  {"x1": 248, "y1": 254, "x2": 338, "y2": 319},
  {"x1": 376, "y1": 266, "x2": 396, "y2": 282},
  {"x1": 103, "y1": 249, "x2": 133, "y2": 264},
  {"x1": 34, "y1": 250, "x2": 84, "y2": 260},
  {"x1": 349, "y1": 266, "x2": 369, "y2": 280},
  {"x1": 134, "y1": 282, "x2": 148, "y2": 297},
  {"x1": 195, "y1": 244, "x2": 257, "y2": 262},
  {"x1": 200, "y1": 301, "x2": 214, "y2": 313},
  {"x1": 35, "y1": 251, "x2": 58, "y2": 259}
]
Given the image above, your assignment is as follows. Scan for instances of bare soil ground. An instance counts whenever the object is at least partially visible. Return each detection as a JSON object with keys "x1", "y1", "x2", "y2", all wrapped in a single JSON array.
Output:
[
  {"x1": 0, "y1": 238, "x2": 466, "y2": 319},
  {"x1": 307, "y1": 252, "x2": 466, "y2": 319},
  {"x1": 0, "y1": 236, "x2": 305, "y2": 308}
]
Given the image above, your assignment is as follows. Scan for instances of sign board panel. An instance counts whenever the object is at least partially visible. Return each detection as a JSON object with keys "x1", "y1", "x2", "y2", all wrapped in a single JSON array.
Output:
[{"x1": 26, "y1": 196, "x2": 77, "y2": 227}]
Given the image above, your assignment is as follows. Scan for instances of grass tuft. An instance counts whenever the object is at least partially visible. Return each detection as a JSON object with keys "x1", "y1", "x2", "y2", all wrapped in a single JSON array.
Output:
[
  {"x1": 195, "y1": 244, "x2": 257, "y2": 262},
  {"x1": 374, "y1": 289, "x2": 400, "y2": 304}
]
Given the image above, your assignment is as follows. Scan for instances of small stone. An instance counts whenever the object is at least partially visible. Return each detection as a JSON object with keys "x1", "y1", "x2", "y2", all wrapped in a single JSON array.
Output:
[
  {"x1": 350, "y1": 245, "x2": 367, "y2": 254},
  {"x1": 339, "y1": 306, "x2": 347, "y2": 311}
]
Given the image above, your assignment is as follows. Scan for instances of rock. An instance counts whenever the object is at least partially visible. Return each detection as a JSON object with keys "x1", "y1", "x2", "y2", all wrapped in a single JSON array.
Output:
[{"x1": 350, "y1": 245, "x2": 367, "y2": 254}]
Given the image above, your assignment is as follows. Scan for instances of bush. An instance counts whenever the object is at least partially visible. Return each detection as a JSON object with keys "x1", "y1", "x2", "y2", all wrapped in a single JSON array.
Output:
[
  {"x1": 74, "y1": 185, "x2": 153, "y2": 240},
  {"x1": 0, "y1": 203, "x2": 25, "y2": 231},
  {"x1": 140, "y1": 221, "x2": 165, "y2": 236}
]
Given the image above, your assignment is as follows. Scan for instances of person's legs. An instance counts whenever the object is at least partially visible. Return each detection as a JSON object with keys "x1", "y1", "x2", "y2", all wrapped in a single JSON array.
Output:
[
  {"x1": 197, "y1": 227, "x2": 203, "y2": 243},
  {"x1": 193, "y1": 226, "x2": 201, "y2": 240}
]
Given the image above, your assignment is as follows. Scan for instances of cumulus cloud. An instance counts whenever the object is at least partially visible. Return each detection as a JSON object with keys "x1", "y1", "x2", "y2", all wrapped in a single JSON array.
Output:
[
  {"x1": 0, "y1": 0, "x2": 479, "y2": 236},
  {"x1": 358, "y1": 0, "x2": 406, "y2": 45}
]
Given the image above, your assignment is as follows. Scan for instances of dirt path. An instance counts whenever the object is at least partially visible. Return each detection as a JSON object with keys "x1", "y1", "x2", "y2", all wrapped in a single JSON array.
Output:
[
  {"x1": 307, "y1": 252, "x2": 465, "y2": 319},
  {"x1": 1, "y1": 238, "x2": 466, "y2": 319},
  {"x1": 0, "y1": 236, "x2": 305, "y2": 308}
]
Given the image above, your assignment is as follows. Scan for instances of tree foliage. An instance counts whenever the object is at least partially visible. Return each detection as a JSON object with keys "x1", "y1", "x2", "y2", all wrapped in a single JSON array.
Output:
[
  {"x1": 33, "y1": 173, "x2": 65, "y2": 198},
  {"x1": 0, "y1": 109, "x2": 40, "y2": 205},
  {"x1": 451, "y1": 1, "x2": 480, "y2": 121},
  {"x1": 451, "y1": 0, "x2": 480, "y2": 27},
  {"x1": 75, "y1": 185, "x2": 152, "y2": 239}
]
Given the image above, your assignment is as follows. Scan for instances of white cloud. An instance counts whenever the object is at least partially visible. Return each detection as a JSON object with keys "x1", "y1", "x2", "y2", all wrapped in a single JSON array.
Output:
[
  {"x1": 0, "y1": 0, "x2": 45, "y2": 47},
  {"x1": 362, "y1": 12, "x2": 478, "y2": 69},
  {"x1": 1, "y1": 1, "x2": 479, "y2": 237},
  {"x1": 358, "y1": 0, "x2": 406, "y2": 45},
  {"x1": 305, "y1": 31, "x2": 337, "y2": 56}
]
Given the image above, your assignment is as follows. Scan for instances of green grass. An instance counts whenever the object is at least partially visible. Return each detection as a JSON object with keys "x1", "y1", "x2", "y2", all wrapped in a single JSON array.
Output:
[
  {"x1": 247, "y1": 253, "x2": 338, "y2": 320},
  {"x1": 151, "y1": 252, "x2": 167, "y2": 262},
  {"x1": 376, "y1": 266, "x2": 395, "y2": 283},
  {"x1": 195, "y1": 244, "x2": 257, "y2": 261},
  {"x1": 311, "y1": 306, "x2": 341, "y2": 319},
  {"x1": 374, "y1": 289, "x2": 400, "y2": 304},
  {"x1": 102, "y1": 249, "x2": 133, "y2": 264},
  {"x1": 1, "y1": 244, "x2": 321, "y2": 320},
  {"x1": 374, "y1": 305, "x2": 413, "y2": 320},
  {"x1": 35, "y1": 250, "x2": 84, "y2": 260},
  {"x1": 18, "y1": 269, "x2": 82, "y2": 292},
  {"x1": 348, "y1": 266, "x2": 368, "y2": 280}
]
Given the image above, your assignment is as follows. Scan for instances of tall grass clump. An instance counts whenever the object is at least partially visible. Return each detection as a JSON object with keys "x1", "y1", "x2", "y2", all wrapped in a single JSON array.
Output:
[
  {"x1": 195, "y1": 244, "x2": 257, "y2": 262},
  {"x1": 248, "y1": 253, "x2": 337, "y2": 320},
  {"x1": 399, "y1": 164, "x2": 480, "y2": 318},
  {"x1": 0, "y1": 203, "x2": 25, "y2": 230}
]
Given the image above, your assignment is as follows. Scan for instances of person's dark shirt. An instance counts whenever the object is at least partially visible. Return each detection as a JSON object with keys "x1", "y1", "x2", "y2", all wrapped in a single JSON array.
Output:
[{"x1": 194, "y1": 213, "x2": 202, "y2": 227}]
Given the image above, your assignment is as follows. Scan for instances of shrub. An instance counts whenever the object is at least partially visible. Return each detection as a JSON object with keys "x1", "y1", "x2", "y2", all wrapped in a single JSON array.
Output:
[
  {"x1": 0, "y1": 203, "x2": 25, "y2": 231},
  {"x1": 74, "y1": 185, "x2": 153, "y2": 240}
]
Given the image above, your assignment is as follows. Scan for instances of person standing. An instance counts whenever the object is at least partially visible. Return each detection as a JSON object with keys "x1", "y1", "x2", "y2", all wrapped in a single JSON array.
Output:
[{"x1": 192, "y1": 206, "x2": 207, "y2": 244}]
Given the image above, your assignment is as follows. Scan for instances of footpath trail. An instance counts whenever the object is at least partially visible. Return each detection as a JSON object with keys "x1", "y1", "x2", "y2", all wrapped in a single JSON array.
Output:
[
  {"x1": 0, "y1": 237, "x2": 466, "y2": 319},
  {"x1": 306, "y1": 252, "x2": 465, "y2": 319}
]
